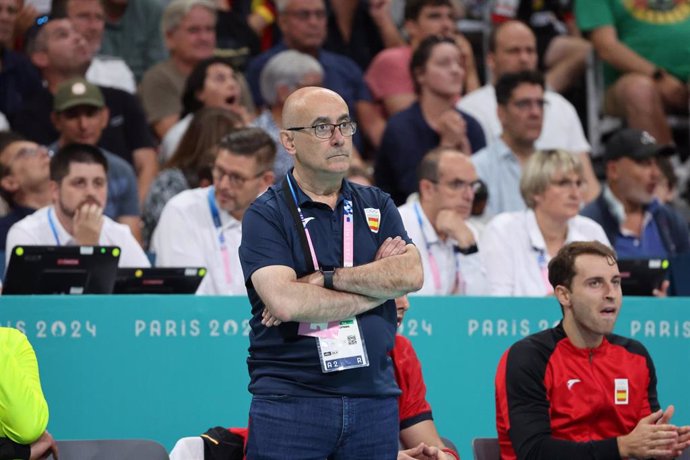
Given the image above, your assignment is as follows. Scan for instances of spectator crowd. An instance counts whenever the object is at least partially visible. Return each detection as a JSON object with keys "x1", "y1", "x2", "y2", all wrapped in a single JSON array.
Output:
[{"x1": 1, "y1": 0, "x2": 690, "y2": 458}]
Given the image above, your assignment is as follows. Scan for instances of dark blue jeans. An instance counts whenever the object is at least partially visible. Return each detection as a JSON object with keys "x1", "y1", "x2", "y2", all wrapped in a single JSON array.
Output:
[{"x1": 246, "y1": 395, "x2": 399, "y2": 459}]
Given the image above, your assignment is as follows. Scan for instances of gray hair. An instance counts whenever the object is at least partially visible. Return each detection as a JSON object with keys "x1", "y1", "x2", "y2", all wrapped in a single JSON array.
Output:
[
  {"x1": 520, "y1": 149, "x2": 584, "y2": 208},
  {"x1": 259, "y1": 50, "x2": 324, "y2": 106},
  {"x1": 161, "y1": 0, "x2": 216, "y2": 36}
]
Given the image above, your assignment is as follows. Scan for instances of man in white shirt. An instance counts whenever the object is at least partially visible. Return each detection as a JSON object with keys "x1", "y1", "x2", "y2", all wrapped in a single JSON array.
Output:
[
  {"x1": 151, "y1": 127, "x2": 276, "y2": 295},
  {"x1": 458, "y1": 20, "x2": 600, "y2": 202},
  {"x1": 398, "y1": 147, "x2": 486, "y2": 295},
  {"x1": 6, "y1": 143, "x2": 149, "y2": 267}
]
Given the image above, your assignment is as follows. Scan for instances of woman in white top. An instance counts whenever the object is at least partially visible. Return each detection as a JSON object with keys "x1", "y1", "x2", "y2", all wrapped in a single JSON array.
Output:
[{"x1": 480, "y1": 149, "x2": 609, "y2": 296}]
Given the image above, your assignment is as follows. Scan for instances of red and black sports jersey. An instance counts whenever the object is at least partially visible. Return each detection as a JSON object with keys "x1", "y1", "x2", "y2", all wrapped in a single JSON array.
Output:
[
  {"x1": 391, "y1": 335, "x2": 433, "y2": 429},
  {"x1": 495, "y1": 323, "x2": 659, "y2": 460}
]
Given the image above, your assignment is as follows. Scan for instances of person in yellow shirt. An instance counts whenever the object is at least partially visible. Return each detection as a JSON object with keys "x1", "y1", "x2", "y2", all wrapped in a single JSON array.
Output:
[{"x1": 0, "y1": 327, "x2": 58, "y2": 459}]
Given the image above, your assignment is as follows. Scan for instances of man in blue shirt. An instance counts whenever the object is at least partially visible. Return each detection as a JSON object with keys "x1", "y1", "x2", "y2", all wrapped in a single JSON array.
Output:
[
  {"x1": 471, "y1": 70, "x2": 545, "y2": 217},
  {"x1": 581, "y1": 128, "x2": 690, "y2": 259},
  {"x1": 239, "y1": 86, "x2": 423, "y2": 459}
]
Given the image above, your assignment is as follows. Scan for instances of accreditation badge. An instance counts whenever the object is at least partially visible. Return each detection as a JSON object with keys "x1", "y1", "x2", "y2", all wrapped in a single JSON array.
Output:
[{"x1": 311, "y1": 317, "x2": 369, "y2": 373}]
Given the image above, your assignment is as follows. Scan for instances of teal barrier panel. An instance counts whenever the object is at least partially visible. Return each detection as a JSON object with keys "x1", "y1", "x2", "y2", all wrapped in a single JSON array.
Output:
[{"x1": 1, "y1": 295, "x2": 688, "y2": 460}]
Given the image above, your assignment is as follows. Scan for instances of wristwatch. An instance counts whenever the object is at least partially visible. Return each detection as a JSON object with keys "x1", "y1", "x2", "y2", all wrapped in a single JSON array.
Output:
[
  {"x1": 321, "y1": 269, "x2": 335, "y2": 290},
  {"x1": 455, "y1": 243, "x2": 479, "y2": 255}
]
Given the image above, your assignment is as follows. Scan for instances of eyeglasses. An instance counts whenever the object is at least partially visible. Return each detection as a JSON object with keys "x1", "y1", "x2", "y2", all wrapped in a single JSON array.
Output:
[
  {"x1": 283, "y1": 9, "x2": 327, "y2": 20},
  {"x1": 5, "y1": 146, "x2": 51, "y2": 173},
  {"x1": 212, "y1": 166, "x2": 265, "y2": 187},
  {"x1": 16, "y1": 146, "x2": 50, "y2": 160},
  {"x1": 510, "y1": 98, "x2": 548, "y2": 111},
  {"x1": 550, "y1": 178, "x2": 584, "y2": 190},
  {"x1": 286, "y1": 121, "x2": 357, "y2": 139},
  {"x1": 432, "y1": 178, "x2": 482, "y2": 193}
]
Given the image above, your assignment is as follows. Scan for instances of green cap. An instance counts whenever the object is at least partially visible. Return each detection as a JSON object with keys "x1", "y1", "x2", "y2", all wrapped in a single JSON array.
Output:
[{"x1": 53, "y1": 77, "x2": 105, "y2": 112}]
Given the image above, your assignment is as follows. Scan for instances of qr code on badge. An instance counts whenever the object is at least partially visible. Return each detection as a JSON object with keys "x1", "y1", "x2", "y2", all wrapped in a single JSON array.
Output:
[{"x1": 347, "y1": 335, "x2": 357, "y2": 345}]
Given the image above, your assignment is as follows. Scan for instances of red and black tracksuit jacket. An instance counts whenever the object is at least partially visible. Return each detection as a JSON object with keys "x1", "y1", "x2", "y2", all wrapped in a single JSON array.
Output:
[{"x1": 495, "y1": 323, "x2": 659, "y2": 460}]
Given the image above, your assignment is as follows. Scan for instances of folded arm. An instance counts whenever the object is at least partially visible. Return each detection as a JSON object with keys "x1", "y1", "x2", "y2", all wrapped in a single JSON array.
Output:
[
  {"x1": 332, "y1": 242, "x2": 423, "y2": 299},
  {"x1": 252, "y1": 240, "x2": 422, "y2": 323},
  {"x1": 251, "y1": 264, "x2": 384, "y2": 323}
]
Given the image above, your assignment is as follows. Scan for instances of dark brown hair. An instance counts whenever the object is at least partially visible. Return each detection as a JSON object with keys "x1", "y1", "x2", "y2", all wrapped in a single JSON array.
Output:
[
  {"x1": 548, "y1": 241, "x2": 617, "y2": 291},
  {"x1": 410, "y1": 35, "x2": 458, "y2": 94},
  {"x1": 216, "y1": 127, "x2": 276, "y2": 173}
]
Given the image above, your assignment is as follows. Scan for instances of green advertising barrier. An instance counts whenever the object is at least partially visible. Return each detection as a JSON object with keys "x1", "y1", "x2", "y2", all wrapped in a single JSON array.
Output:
[{"x1": 1, "y1": 295, "x2": 689, "y2": 460}]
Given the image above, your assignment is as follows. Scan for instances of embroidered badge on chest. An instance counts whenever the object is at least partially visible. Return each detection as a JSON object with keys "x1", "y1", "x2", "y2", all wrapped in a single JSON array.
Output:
[
  {"x1": 364, "y1": 208, "x2": 380, "y2": 233},
  {"x1": 615, "y1": 378, "x2": 629, "y2": 405}
]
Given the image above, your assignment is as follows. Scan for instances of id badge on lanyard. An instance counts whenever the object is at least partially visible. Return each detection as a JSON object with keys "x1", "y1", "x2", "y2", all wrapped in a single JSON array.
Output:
[
  {"x1": 208, "y1": 187, "x2": 233, "y2": 286},
  {"x1": 285, "y1": 176, "x2": 369, "y2": 373}
]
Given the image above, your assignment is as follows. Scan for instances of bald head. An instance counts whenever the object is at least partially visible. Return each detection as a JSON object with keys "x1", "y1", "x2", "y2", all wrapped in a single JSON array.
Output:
[
  {"x1": 418, "y1": 147, "x2": 475, "y2": 186},
  {"x1": 280, "y1": 87, "x2": 354, "y2": 182},
  {"x1": 282, "y1": 86, "x2": 348, "y2": 129},
  {"x1": 488, "y1": 20, "x2": 538, "y2": 81}
]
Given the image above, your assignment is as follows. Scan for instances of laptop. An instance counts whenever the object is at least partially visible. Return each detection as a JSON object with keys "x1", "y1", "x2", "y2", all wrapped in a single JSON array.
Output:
[
  {"x1": 113, "y1": 267, "x2": 207, "y2": 294},
  {"x1": 617, "y1": 258, "x2": 669, "y2": 296},
  {"x1": 3, "y1": 245, "x2": 120, "y2": 295}
]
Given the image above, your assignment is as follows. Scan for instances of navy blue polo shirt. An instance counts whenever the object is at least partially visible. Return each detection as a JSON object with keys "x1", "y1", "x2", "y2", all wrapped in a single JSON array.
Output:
[{"x1": 239, "y1": 172, "x2": 411, "y2": 397}]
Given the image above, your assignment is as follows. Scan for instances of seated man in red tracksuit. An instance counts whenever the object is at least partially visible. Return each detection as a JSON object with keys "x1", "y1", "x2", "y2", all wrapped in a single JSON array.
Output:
[{"x1": 495, "y1": 241, "x2": 690, "y2": 460}]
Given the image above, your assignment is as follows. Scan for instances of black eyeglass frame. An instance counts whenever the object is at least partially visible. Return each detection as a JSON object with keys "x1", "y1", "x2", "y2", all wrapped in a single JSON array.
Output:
[{"x1": 286, "y1": 121, "x2": 358, "y2": 139}]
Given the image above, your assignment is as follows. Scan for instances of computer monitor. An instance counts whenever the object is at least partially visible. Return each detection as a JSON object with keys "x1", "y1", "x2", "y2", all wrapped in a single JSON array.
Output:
[
  {"x1": 113, "y1": 267, "x2": 207, "y2": 294},
  {"x1": 2, "y1": 245, "x2": 121, "y2": 295},
  {"x1": 668, "y1": 253, "x2": 690, "y2": 296},
  {"x1": 617, "y1": 258, "x2": 669, "y2": 297}
]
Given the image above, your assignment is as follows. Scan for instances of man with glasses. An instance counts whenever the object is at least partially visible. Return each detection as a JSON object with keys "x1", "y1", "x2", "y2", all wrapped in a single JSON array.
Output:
[
  {"x1": 472, "y1": 70, "x2": 545, "y2": 217},
  {"x1": 239, "y1": 86, "x2": 423, "y2": 458},
  {"x1": 0, "y1": 132, "x2": 52, "y2": 251},
  {"x1": 398, "y1": 147, "x2": 486, "y2": 295},
  {"x1": 151, "y1": 127, "x2": 275, "y2": 295}
]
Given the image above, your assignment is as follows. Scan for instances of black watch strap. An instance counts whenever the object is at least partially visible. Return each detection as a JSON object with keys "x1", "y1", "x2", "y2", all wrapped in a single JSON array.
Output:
[
  {"x1": 455, "y1": 243, "x2": 479, "y2": 255},
  {"x1": 322, "y1": 270, "x2": 335, "y2": 290}
]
